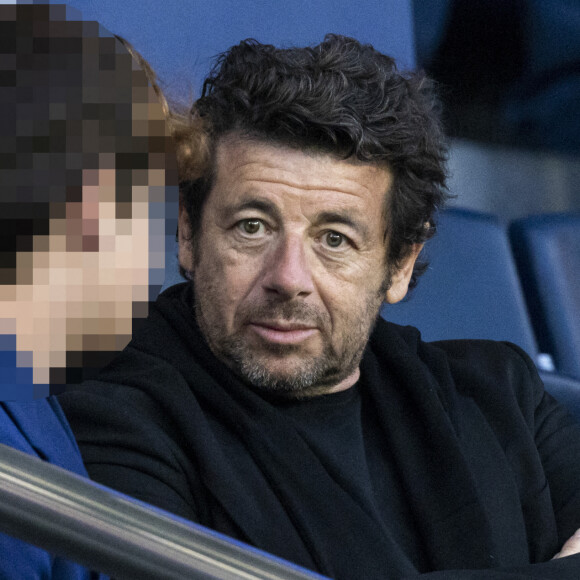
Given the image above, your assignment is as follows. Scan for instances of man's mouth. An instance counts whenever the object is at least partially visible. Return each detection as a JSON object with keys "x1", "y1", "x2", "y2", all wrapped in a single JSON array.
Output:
[{"x1": 248, "y1": 321, "x2": 318, "y2": 345}]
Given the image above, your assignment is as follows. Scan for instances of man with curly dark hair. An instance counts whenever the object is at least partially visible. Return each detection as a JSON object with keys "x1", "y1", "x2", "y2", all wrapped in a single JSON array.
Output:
[{"x1": 62, "y1": 35, "x2": 580, "y2": 579}]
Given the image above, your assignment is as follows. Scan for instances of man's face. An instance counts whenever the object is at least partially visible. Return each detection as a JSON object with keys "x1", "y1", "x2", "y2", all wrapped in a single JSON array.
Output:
[{"x1": 180, "y1": 136, "x2": 418, "y2": 396}]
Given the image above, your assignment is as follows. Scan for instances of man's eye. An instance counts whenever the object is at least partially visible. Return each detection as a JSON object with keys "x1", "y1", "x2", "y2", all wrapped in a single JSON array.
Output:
[
  {"x1": 323, "y1": 231, "x2": 345, "y2": 248},
  {"x1": 238, "y1": 219, "x2": 264, "y2": 235}
]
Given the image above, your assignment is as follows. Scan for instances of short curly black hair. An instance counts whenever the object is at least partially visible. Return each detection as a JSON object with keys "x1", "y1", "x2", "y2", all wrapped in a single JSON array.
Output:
[{"x1": 179, "y1": 34, "x2": 449, "y2": 287}]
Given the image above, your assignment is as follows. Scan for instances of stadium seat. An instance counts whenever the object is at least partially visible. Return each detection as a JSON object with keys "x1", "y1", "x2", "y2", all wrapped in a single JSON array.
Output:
[
  {"x1": 161, "y1": 238, "x2": 183, "y2": 292},
  {"x1": 509, "y1": 213, "x2": 580, "y2": 380},
  {"x1": 382, "y1": 207, "x2": 580, "y2": 420},
  {"x1": 540, "y1": 372, "x2": 580, "y2": 424},
  {"x1": 382, "y1": 207, "x2": 540, "y2": 361}
]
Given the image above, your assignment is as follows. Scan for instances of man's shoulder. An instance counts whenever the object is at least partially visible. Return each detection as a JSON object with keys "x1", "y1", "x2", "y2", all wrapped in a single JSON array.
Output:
[
  {"x1": 375, "y1": 317, "x2": 536, "y2": 367},
  {"x1": 430, "y1": 336, "x2": 537, "y2": 373},
  {"x1": 374, "y1": 317, "x2": 543, "y2": 403}
]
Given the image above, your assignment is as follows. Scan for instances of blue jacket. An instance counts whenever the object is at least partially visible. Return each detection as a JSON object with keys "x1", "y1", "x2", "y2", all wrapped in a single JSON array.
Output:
[{"x1": 0, "y1": 397, "x2": 101, "y2": 579}]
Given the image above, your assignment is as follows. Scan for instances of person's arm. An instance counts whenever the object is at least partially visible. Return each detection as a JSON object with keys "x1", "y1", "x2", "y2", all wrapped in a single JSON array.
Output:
[
  {"x1": 412, "y1": 344, "x2": 580, "y2": 578},
  {"x1": 406, "y1": 531, "x2": 580, "y2": 579},
  {"x1": 59, "y1": 388, "x2": 199, "y2": 523},
  {"x1": 410, "y1": 554, "x2": 580, "y2": 579},
  {"x1": 519, "y1": 347, "x2": 580, "y2": 548}
]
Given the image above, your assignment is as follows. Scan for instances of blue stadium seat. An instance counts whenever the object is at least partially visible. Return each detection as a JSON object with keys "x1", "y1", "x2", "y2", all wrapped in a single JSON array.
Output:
[
  {"x1": 161, "y1": 238, "x2": 183, "y2": 292},
  {"x1": 509, "y1": 213, "x2": 580, "y2": 380},
  {"x1": 540, "y1": 372, "x2": 580, "y2": 424},
  {"x1": 382, "y1": 207, "x2": 540, "y2": 360},
  {"x1": 382, "y1": 207, "x2": 580, "y2": 420}
]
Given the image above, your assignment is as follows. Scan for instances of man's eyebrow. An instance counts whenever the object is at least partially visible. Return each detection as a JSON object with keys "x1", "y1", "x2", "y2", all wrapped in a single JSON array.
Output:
[
  {"x1": 314, "y1": 211, "x2": 369, "y2": 237},
  {"x1": 222, "y1": 198, "x2": 282, "y2": 220}
]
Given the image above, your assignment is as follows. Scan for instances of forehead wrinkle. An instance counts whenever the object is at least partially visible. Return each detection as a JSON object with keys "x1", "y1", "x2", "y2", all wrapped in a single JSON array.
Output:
[
  {"x1": 222, "y1": 153, "x2": 388, "y2": 199},
  {"x1": 240, "y1": 175, "x2": 379, "y2": 198},
  {"x1": 227, "y1": 172, "x2": 389, "y2": 206},
  {"x1": 218, "y1": 137, "x2": 393, "y2": 199}
]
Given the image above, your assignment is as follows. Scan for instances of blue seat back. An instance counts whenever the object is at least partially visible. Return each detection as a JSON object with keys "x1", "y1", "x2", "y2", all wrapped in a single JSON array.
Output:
[
  {"x1": 509, "y1": 213, "x2": 580, "y2": 379},
  {"x1": 540, "y1": 372, "x2": 580, "y2": 424},
  {"x1": 161, "y1": 238, "x2": 183, "y2": 292},
  {"x1": 382, "y1": 208, "x2": 539, "y2": 359}
]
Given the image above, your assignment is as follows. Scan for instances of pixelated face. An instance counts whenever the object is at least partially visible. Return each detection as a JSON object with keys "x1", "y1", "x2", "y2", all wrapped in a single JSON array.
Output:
[
  {"x1": 23, "y1": 149, "x2": 167, "y2": 381},
  {"x1": 0, "y1": 4, "x2": 177, "y2": 395},
  {"x1": 179, "y1": 137, "x2": 421, "y2": 397}
]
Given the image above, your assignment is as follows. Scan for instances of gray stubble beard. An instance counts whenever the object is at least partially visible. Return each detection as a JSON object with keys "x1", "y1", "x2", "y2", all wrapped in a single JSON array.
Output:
[{"x1": 194, "y1": 290, "x2": 383, "y2": 398}]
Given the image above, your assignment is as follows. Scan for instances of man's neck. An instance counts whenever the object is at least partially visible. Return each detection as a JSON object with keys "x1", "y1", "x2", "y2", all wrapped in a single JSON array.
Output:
[{"x1": 256, "y1": 367, "x2": 361, "y2": 401}]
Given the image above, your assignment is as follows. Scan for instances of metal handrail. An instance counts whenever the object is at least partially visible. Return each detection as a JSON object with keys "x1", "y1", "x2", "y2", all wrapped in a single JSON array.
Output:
[{"x1": 0, "y1": 443, "x2": 328, "y2": 580}]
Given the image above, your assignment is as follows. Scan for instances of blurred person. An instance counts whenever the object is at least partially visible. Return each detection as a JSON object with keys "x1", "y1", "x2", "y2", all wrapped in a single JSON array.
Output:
[
  {"x1": 61, "y1": 34, "x2": 580, "y2": 579},
  {"x1": 414, "y1": 0, "x2": 580, "y2": 154},
  {"x1": 0, "y1": 3, "x2": 177, "y2": 577}
]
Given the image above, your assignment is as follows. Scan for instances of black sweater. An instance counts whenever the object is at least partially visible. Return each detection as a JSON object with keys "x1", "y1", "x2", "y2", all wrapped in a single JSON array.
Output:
[{"x1": 60, "y1": 283, "x2": 580, "y2": 579}]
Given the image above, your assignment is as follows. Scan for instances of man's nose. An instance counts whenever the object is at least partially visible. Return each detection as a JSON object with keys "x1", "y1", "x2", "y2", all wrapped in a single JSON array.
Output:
[{"x1": 262, "y1": 235, "x2": 315, "y2": 299}]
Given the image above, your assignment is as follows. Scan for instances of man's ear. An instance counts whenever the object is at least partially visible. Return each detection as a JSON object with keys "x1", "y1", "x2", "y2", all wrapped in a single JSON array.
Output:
[
  {"x1": 178, "y1": 203, "x2": 194, "y2": 274},
  {"x1": 385, "y1": 243, "x2": 424, "y2": 304}
]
